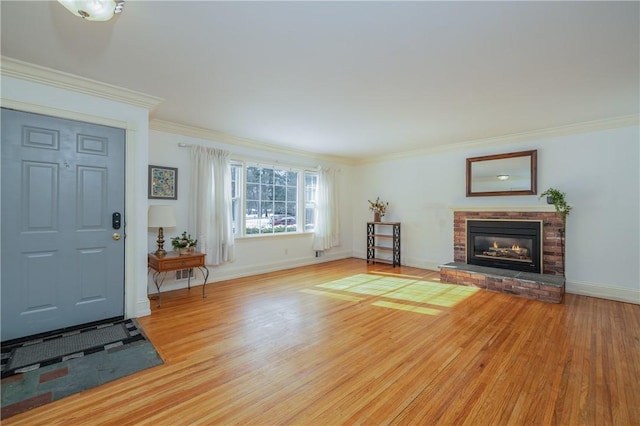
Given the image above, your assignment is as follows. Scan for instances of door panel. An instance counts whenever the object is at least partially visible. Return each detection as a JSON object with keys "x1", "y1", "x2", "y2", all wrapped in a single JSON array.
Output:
[
  {"x1": 77, "y1": 247, "x2": 108, "y2": 302},
  {"x1": 22, "y1": 251, "x2": 59, "y2": 313},
  {"x1": 1, "y1": 108, "x2": 125, "y2": 341},
  {"x1": 23, "y1": 161, "x2": 59, "y2": 230},
  {"x1": 78, "y1": 166, "x2": 107, "y2": 228}
]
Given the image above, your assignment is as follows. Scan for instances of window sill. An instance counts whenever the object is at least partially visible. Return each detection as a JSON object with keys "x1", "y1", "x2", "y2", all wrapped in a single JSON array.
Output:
[{"x1": 235, "y1": 231, "x2": 315, "y2": 241}]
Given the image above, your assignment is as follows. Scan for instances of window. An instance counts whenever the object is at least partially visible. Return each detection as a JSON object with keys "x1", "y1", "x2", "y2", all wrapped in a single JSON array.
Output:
[
  {"x1": 231, "y1": 162, "x2": 317, "y2": 237},
  {"x1": 304, "y1": 171, "x2": 317, "y2": 232},
  {"x1": 231, "y1": 163, "x2": 242, "y2": 236}
]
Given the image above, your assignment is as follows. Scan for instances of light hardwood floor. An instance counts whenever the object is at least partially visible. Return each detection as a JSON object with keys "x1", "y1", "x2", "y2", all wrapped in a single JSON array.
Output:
[{"x1": 5, "y1": 258, "x2": 640, "y2": 425}]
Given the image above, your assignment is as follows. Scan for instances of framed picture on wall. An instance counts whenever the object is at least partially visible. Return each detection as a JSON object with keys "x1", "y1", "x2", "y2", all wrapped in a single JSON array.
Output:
[{"x1": 148, "y1": 165, "x2": 178, "y2": 200}]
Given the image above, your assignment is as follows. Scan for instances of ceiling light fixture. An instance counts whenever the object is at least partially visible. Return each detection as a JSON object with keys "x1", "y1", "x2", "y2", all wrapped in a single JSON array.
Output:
[
  {"x1": 57, "y1": 0, "x2": 124, "y2": 21},
  {"x1": 496, "y1": 174, "x2": 510, "y2": 180}
]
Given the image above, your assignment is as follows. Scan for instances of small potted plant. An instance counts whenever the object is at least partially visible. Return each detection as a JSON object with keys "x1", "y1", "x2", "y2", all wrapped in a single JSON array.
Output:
[
  {"x1": 540, "y1": 188, "x2": 572, "y2": 276},
  {"x1": 171, "y1": 232, "x2": 198, "y2": 255},
  {"x1": 368, "y1": 197, "x2": 389, "y2": 222},
  {"x1": 540, "y1": 188, "x2": 572, "y2": 224}
]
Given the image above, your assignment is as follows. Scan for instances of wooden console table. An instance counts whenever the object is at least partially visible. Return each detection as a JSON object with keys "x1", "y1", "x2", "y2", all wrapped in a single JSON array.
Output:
[{"x1": 148, "y1": 251, "x2": 209, "y2": 307}]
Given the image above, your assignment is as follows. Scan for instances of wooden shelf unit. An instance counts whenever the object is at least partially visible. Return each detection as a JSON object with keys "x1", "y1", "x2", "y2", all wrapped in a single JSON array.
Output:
[{"x1": 366, "y1": 221, "x2": 401, "y2": 267}]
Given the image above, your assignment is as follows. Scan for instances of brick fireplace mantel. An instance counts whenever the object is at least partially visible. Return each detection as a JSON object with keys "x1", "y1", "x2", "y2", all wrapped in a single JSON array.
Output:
[{"x1": 449, "y1": 205, "x2": 557, "y2": 213}]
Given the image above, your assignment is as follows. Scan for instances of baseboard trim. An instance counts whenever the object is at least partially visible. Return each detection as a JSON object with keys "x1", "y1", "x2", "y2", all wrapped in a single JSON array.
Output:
[
  {"x1": 352, "y1": 252, "x2": 441, "y2": 273},
  {"x1": 134, "y1": 298, "x2": 151, "y2": 318},
  {"x1": 566, "y1": 280, "x2": 639, "y2": 304},
  {"x1": 212, "y1": 250, "x2": 353, "y2": 282},
  {"x1": 144, "y1": 253, "x2": 639, "y2": 306},
  {"x1": 402, "y1": 257, "x2": 442, "y2": 272},
  {"x1": 148, "y1": 250, "x2": 354, "y2": 294}
]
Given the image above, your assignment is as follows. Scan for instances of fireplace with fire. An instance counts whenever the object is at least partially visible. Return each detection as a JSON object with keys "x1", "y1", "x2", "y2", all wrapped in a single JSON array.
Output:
[{"x1": 467, "y1": 219, "x2": 542, "y2": 274}]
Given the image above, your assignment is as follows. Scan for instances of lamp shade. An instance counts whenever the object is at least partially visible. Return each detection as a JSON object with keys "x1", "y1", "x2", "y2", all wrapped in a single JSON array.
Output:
[
  {"x1": 57, "y1": 0, "x2": 123, "y2": 21},
  {"x1": 148, "y1": 205, "x2": 176, "y2": 228}
]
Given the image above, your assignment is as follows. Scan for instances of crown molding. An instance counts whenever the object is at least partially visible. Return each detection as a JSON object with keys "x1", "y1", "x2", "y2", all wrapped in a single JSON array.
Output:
[
  {"x1": 0, "y1": 98, "x2": 131, "y2": 130},
  {"x1": 149, "y1": 118, "x2": 356, "y2": 166},
  {"x1": 356, "y1": 114, "x2": 640, "y2": 165},
  {"x1": 0, "y1": 56, "x2": 163, "y2": 111},
  {"x1": 4, "y1": 56, "x2": 636, "y2": 166}
]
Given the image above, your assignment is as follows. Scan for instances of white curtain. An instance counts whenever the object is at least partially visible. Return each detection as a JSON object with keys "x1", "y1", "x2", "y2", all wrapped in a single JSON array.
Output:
[
  {"x1": 190, "y1": 146, "x2": 235, "y2": 265},
  {"x1": 313, "y1": 167, "x2": 340, "y2": 251}
]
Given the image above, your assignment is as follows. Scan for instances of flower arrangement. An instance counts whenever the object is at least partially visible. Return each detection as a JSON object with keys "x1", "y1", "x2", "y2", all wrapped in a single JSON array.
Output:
[
  {"x1": 171, "y1": 231, "x2": 198, "y2": 249},
  {"x1": 368, "y1": 197, "x2": 389, "y2": 217}
]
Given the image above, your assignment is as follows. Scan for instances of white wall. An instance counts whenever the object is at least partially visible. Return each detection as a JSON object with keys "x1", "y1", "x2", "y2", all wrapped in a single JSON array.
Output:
[
  {"x1": 351, "y1": 125, "x2": 640, "y2": 303},
  {"x1": 147, "y1": 129, "x2": 354, "y2": 294},
  {"x1": 4, "y1": 63, "x2": 636, "y2": 307}
]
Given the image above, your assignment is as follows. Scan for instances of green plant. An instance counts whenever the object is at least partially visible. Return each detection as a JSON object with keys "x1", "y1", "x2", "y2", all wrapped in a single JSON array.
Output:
[
  {"x1": 171, "y1": 231, "x2": 197, "y2": 249},
  {"x1": 540, "y1": 188, "x2": 572, "y2": 224},
  {"x1": 540, "y1": 187, "x2": 572, "y2": 277}
]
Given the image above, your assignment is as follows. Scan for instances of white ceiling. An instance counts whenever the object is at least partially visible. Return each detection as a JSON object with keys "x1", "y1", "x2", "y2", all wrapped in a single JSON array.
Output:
[{"x1": 1, "y1": 1, "x2": 638, "y2": 161}]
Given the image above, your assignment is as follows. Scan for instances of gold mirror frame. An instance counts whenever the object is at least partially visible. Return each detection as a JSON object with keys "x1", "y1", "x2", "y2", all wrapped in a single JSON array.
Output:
[{"x1": 466, "y1": 150, "x2": 537, "y2": 197}]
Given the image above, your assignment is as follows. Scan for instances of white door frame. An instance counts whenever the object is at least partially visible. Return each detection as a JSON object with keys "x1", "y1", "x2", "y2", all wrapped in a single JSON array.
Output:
[{"x1": 1, "y1": 98, "x2": 151, "y2": 320}]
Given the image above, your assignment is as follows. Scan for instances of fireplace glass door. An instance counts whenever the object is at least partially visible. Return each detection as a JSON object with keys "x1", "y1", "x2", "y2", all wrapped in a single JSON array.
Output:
[{"x1": 467, "y1": 220, "x2": 542, "y2": 273}]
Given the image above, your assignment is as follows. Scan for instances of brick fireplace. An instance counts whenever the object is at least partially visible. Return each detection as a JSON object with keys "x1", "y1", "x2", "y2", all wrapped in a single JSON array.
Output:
[
  {"x1": 440, "y1": 207, "x2": 566, "y2": 303},
  {"x1": 454, "y1": 209, "x2": 565, "y2": 276}
]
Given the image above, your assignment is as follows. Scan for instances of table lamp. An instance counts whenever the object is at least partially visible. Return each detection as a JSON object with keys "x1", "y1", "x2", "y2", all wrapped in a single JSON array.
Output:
[{"x1": 148, "y1": 205, "x2": 176, "y2": 257}]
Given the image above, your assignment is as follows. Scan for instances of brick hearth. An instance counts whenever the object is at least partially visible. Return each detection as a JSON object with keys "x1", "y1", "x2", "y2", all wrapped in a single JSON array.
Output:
[
  {"x1": 440, "y1": 262, "x2": 565, "y2": 303},
  {"x1": 440, "y1": 208, "x2": 566, "y2": 303}
]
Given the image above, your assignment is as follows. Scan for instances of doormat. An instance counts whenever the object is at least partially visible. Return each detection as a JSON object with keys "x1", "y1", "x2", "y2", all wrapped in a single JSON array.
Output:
[
  {"x1": 1, "y1": 319, "x2": 163, "y2": 419},
  {"x1": 1, "y1": 319, "x2": 143, "y2": 378}
]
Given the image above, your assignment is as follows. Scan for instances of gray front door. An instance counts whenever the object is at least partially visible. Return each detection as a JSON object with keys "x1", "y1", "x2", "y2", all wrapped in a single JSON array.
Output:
[{"x1": 1, "y1": 108, "x2": 125, "y2": 341}]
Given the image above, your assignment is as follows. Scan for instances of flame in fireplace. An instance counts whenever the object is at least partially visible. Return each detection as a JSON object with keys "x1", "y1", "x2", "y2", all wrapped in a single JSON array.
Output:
[
  {"x1": 493, "y1": 242, "x2": 522, "y2": 251},
  {"x1": 491, "y1": 241, "x2": 523, "y2": 253}
]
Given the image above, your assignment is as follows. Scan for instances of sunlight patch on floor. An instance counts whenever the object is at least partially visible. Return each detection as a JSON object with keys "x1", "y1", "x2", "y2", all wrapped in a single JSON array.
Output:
[
  {"x1": 372, "y1": 301, "x2": 441, "y2": 315},
  {"x1": 384, "y1": 282, "x2": 478, "y2": 307},
  {"x1": 300, "y1": 289, "x2": 364, "y2": 302},
  {"x1": 315, "y1": 274, "x2": 374, "y2": 291},
  {"x1": 368, "y1": 271, "x2": 430, "y2": 280},
  {"x1": 317, "y1": 274, "x2": 412, "y2": 296},
  {"x1": 312, "y1": 274, "x2": 479, "y2": 312}
]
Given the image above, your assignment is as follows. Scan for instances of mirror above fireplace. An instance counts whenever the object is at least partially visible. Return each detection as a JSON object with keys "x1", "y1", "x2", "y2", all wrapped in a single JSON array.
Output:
[{"x1": 466, "y1": 149, "x2": 537, "y2": 197}]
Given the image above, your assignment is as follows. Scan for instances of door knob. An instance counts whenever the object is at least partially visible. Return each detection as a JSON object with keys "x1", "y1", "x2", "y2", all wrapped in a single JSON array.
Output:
[{"x1": 113, "y1": 233, "x2": 121, "y2": 240}]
